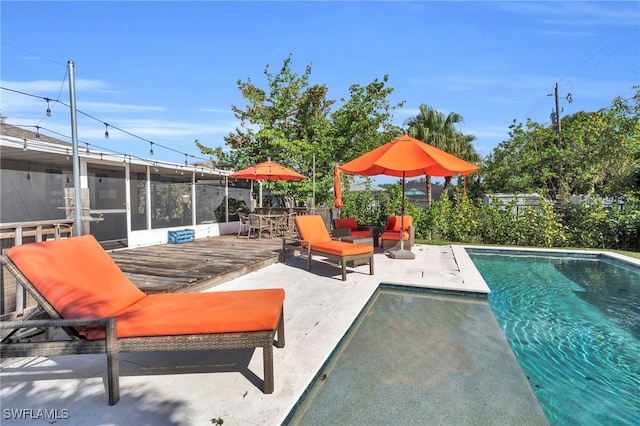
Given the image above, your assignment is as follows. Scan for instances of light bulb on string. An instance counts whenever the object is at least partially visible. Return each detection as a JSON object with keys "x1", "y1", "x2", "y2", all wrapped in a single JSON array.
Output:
[
  {"x1": 85, "y1": 143, "x2": 90, "y2": 154},
  {"x1": 104, "y1": 123, "x2": 110, "y2": 139},
  {"x1": 150, "y1": 142, "x2": 154, "y2": 156},
  {"x1": 184, "y1": 154, "x2": 188, "y2": 166},
  {"x1": 35, "y1": 126, "x2": 40, "y2": 140},
  {"x1": 23, "y1": 139, "x2": 27, "y2": 151},
  {"x1": 66, "y1": 149, "x2": 70, "y2": 160},
  {"x1": 45, "y1": 98, "x2": 52, "y2": 117}
]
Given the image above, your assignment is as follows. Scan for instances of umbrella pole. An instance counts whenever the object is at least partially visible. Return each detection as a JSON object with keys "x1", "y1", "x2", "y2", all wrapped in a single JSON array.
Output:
[{"x1": 390, "y1": 172, "x2": 415, "y2": 259}]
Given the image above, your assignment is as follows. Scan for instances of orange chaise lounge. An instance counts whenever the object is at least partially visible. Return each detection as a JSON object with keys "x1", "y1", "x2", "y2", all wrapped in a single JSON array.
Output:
[
  {"x1": 286, "y1": 215, "x2": 374, "y2": 281},
  {"x1": 0, "y1": 235, "x2": 285, "y2": 405}
]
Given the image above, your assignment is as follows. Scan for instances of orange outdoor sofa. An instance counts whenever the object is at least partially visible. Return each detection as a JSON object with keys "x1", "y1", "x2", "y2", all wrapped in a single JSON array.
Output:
[
  {"x1": 331, "y1": 217, "x2": 372, "y2": 239},
  {"x1": 0, "y1": 235, "x2": 285, "y2": 405},
  {"x1": 282, "y1": 215, "x2": 374, "y2": 281}
]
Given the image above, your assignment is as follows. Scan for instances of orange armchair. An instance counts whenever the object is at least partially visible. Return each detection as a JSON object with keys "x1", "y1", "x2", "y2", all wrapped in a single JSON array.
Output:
[{"x1": 380, "y1": 215, "x2": 415, "y2": 252}]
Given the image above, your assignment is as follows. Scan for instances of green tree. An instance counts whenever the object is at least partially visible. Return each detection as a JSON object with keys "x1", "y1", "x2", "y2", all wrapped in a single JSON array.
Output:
[
  {"x1": 199, "y1": 54, "x2": 404, "y2": 207},
  {"x1": 484, "y1": 87, "x2": 640, "y2": 201}
]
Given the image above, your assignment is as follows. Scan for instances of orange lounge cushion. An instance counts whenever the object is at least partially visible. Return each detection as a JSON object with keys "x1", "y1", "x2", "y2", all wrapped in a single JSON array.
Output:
[
  {"x1": 380, "y1": 230, "x2": 410, "y2": 241},
  {"x1": 295, "y1": 215, "x2": 333, "y2": 242},
  {"x1": 334, "y1": 217, "x2": 358, "y2": 231},
  {"x1": 310, "y1": 241, "x2": 372, "y2": 256},
  {"x1": 7, "y1": 235, "x2": 147, "y2": 320},
  {"x1": 387, "y1": 215, "x2": 412, "y2": 232},
  {"x1": 83, "y1": 289, "x2": 285, "y2": 340}
]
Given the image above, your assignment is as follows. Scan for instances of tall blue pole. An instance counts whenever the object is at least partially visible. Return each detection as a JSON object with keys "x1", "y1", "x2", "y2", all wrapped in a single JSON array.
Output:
[{"x1": 68, "y1": 60, "x2": 82, "y2": 235}]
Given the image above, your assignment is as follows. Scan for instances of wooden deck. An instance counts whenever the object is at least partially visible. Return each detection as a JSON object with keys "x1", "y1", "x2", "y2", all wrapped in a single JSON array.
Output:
[{"x1": 107, "y1": 235, "x2": 284, "y2": 294}]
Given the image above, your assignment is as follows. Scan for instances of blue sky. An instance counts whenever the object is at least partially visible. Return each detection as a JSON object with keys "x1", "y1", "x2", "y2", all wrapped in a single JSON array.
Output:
[{"x1": 1, "y1": 1, "x2": 638, "y2": 184}]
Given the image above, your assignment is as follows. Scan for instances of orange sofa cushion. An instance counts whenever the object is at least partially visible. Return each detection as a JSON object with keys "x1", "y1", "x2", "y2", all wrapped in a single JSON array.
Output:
[
  {"x1": 295, "y1": 215, "x2": 332, "y2": 243},
  {"x1": 387, "y1": 215, "x2": 412, "y2": 231},
  {"x1": 310, "y1": 241, "x2": 372, "y2": 256},
  {"x1": 334, "y1": 217, "x2": 358, "y2": 231},
  {"x1": 85, "y1": 289, "x2": 285, "y2": 340},
  {"x1": 7, "y1": 235, "x2": 147, "y2": 320},
  {"x1": 380, "y1": 230, "x2": 410, "y2": 241},
  {"x1": 350, "y1": 230, "x2": 371, "y2": 238}
]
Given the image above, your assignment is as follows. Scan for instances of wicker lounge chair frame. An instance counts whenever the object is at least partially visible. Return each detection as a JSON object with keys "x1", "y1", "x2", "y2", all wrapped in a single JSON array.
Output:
[
  {"x1": 0, "y1": 254, "x2": 285, "y2": 406},
  {"x1": 282, "y1": 238, "x2": 374, "y2": 281},
  {"x1": 282, "y1": 215, "x2": 374, "y2": 281}
]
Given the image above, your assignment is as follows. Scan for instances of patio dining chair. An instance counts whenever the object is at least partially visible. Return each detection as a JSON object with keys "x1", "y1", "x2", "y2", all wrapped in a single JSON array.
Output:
[
  {"x1": 248, "y1": 213, "x2": 274, "y2": 239},
  {"x1": 237, "y1": 212, "x2": 250, "y2": 238},
  {"x1": 273, "y1": 212, "x2": 289, "y2": 237}
]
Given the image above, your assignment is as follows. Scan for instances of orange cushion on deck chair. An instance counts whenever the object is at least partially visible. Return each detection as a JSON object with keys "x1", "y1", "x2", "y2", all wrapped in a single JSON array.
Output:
[
  {"x1": 7, "y1": 235, "x2": 285, "y2": 340},
  {"x1": 310, "y1": 241, "x2": 372, "y2": 256},
  {"x1": 7, "y1": 235, "x2": 147, "y2": 320},
  {"x1": 295, "y1": 215, "x2": 333, "y2": 242}
]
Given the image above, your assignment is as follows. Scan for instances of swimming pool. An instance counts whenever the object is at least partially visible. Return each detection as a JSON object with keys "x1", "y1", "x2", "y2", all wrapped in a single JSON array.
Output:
[
  {"x1": 285, "y1": 287, "x2": 547, "y2": 425},
  {"x1": 467, "y1": 249, "x2": 640, "y2": 425}
]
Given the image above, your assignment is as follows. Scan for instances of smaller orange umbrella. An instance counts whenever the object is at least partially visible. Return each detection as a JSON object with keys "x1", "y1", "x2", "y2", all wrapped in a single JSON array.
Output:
[
  {"x1": 333, "y1": 164, "x2": 343, "y2": 208},
  {"x1": 231, "y1": 159, "x2": 306, "y2": 211},
  {"x1": 231, "y1": 159, "x2": 306, "y2": 181}
]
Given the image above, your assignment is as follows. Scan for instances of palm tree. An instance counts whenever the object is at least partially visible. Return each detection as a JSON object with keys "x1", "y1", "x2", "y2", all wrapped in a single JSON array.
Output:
[
  {"x1": 443, "y1": 132, "x2": 481, "y2": 193},
  {"x1": 405, "y1": 104, "x2": 464, "y2": 204}
]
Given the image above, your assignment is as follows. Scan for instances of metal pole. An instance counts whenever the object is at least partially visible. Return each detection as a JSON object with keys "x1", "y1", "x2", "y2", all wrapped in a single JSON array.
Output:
[
  {"x1": 68, "y1": 60, "x2": 82, "y2": 235},
  {"x1": 311, "y1": 154, "x2": 316, "y2": 214},
  {"x1": 554, "y1": 82, "x2": 562, "y2": 146}
]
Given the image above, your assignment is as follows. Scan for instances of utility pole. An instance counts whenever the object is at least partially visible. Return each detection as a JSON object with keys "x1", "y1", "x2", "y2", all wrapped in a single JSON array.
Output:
[
  {"x1": 554, "y1": 82, "x2": 561, "y2": 137},
  {"x1": 549, "y1": 82, "x2": 573, "y2": 148}
]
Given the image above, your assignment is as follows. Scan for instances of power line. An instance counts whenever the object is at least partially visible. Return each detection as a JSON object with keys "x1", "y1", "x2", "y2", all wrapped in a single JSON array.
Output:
[{"x1": 1, "y1": 41, "x2": 67, "y2": 67}]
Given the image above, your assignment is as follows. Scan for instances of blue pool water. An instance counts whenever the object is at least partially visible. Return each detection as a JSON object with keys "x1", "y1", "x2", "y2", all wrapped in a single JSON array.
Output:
[{"x1": 468, "y1": 250, "x2": 640, "y2": 425}]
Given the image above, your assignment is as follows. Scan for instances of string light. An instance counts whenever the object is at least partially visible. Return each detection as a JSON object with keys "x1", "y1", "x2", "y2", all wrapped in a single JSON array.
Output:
[
  {"x1": 85, "y1": 143, "x2": 90, "y2": 154},
  {"x1": 1, "y1": 87, "x2": 224, "y2": 169},
  {"x1": 23, "y1": 139, "x2": 27, "y2": 151},
  {"x1": 184, "y1": 154, "x2": 188, "y2": 166},
  {"x1": 150, "y1": 142, "x2": 154, "y2": 156},
  {"x1": 66, "y1": 149, "x2": 70, "y2": 160}
]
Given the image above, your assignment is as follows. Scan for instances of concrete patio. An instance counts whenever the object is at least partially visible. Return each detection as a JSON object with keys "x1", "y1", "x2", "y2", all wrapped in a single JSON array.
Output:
[{"x1": 0, "y1": 244, "x2": 548, "y2": 425}]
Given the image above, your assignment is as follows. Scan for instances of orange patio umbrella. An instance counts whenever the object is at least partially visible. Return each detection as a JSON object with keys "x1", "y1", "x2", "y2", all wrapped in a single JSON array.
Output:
[
  {"x1": 231, "y1": 159, "x2": 306, "y2": 181},
  {"x1": 337, "y1": 134, "x2": 480, "y2": 258},
  {"x1": 231, "y1": 159, "x2": 306, "y2": 210},
  {"x1": 333, "y1": 164, "x2": 343, "y2": 208}
]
